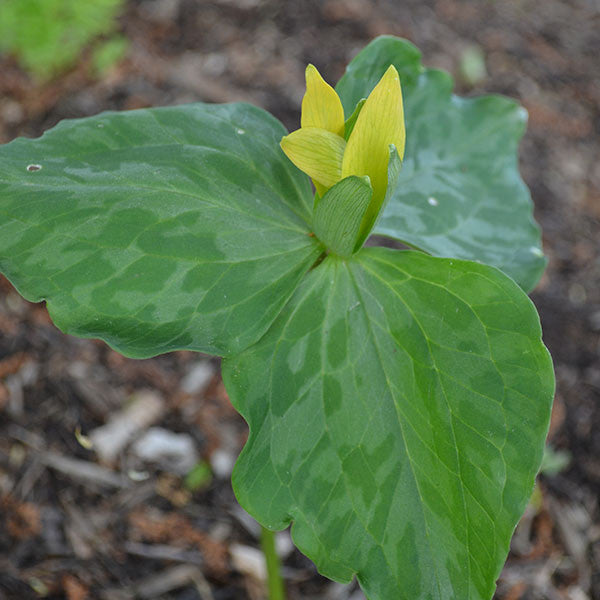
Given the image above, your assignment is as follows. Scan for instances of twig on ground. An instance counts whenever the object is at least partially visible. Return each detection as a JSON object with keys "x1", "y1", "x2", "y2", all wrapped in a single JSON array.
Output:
[
  {"x1": 123, "y1": 541, "x2": 204, "y2": 565},
  {"x1": 42, "y1": 452, "x2": 131, "y2": 489}
]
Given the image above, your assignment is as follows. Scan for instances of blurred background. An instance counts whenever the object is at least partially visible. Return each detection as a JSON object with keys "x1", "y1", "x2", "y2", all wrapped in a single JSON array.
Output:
[{"x1": 0, "y1": 0, "x2": 599, "y2": 598}]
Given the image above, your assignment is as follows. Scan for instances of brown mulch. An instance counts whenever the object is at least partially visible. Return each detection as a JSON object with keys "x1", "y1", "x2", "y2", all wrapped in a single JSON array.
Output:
[{"x1": 1, "y1": 1, "x2": 599, "y2": 599}]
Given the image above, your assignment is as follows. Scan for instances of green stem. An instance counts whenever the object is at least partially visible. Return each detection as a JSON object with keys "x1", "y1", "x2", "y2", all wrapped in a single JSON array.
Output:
[{"x1": 260, "y1": 525, "x2": 286, "y2": 600}]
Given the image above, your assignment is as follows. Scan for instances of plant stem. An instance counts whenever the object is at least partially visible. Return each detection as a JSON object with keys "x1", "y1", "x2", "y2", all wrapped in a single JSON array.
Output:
[{"x1": 260, "y1": 525, "x2": 286, "y2": 600}]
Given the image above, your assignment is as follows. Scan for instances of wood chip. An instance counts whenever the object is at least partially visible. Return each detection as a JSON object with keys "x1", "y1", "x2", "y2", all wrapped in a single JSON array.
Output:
[
  {"x1": 134, "y1": 564, "x2": 204, "y2": 599},
  {"x1": 42, "y1": 452, "x2": 131, "y2": 489},
  {"x1": 89, "y1": 390, "x2": 165, "y2": 463},
  {"x1": 62, "y1": 574, "x2": 89, "y2": 600},
  {"x1": 181, "y1": 360, "x2": 215, "y2": 395},
  {"x1": 124, "y1": 541, "x2": 204, "y2": 565},
  {"x1": 230, "y1": 543, "x2": 266, "y2": 581}
]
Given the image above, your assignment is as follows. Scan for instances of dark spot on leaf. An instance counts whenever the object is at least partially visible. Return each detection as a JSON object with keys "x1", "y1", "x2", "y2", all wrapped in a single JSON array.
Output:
[{"x1": 27, "y1": 164, "x2": 42, "y2": 172}]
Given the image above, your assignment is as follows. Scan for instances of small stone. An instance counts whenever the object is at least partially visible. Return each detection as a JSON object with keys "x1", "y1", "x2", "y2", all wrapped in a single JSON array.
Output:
[
  {"x1": 181, "y1": 361, "x2": 214, "y2": 395},
  {"x1": 132, "y1": 428, "x2": 198, "y2": 475},
  {"x1": 210, "y1": 449, "x2": 235, "y2": 478}
]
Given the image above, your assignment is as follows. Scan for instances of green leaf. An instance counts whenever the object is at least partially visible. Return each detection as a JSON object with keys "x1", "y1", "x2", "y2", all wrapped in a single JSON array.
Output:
[
  {"x1": 336, "y1": 36, "x2": 546, "y2": 292},
  {"x1": 0, "y1": 102, "x2": 321, "y2": 358},
  {"x1": 91, "y1": 35, "x2": 128, "y2": 76},
  {"x1": 0, "y1": 0, "x2": 126, "y2": 80},
  {"x1": 223, "y1": 248, "x2": 554, "y2": 600},
  {"x1": 185, "y1": 461, "x2": 213, "y2": 491},
  {"x1": 459, "y1": 45, "x2": 488, "y2": 87},
  {"x1": 312, "y1": 175, "x2": 372, "y2": 258},
  {"x1": 540, "y1": 445, "x2": 570, "y2": 476}
]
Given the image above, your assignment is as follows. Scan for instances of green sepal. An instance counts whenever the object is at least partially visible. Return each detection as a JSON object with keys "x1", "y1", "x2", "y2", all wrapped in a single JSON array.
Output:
[
  {"x1": 343, "y1": 98, "x2": 366, "y2": 140},
  {"x1": 312, "y1": 175, "x2": 372, "y2": 258}
]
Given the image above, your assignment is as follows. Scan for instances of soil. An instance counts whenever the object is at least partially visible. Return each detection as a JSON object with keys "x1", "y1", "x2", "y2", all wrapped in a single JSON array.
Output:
[{"x1": 0, "y1": 1, "x2": 599, "y2": 599}]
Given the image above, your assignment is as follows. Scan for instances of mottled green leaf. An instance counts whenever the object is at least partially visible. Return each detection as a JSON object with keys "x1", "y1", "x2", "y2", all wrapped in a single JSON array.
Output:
[
  {"x1": 336, "y1": 36, "x2": 545, "y2": 292},
  {"x1": 224, "y1": 248, "x2": 554, "y2": 600},
  {"x1": 0, "y1": 103, "x2": 321, "y2": 357}
]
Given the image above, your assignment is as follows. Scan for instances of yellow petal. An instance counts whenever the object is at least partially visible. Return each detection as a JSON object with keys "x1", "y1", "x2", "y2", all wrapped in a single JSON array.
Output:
[
  {"x1": 301, "y1": 64, "x2": 345, "y2": 137},
  {"x1": 341, "y1": 65, "x2": 405, "y2": 203},
  {"x1": 280, "y1": 127, "x2": 346, "y2": 190}
]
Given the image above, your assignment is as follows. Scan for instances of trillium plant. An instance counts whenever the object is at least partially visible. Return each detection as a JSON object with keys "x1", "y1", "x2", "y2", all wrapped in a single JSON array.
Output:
[{"x1": 0, "y1": 37, "x2": 554, "y2": 600}]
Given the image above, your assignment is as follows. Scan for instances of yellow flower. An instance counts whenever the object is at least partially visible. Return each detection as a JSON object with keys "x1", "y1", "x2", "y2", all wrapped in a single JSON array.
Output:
[{"x1": 280, "y1": 63, "x2": 405, "y2": 237}]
